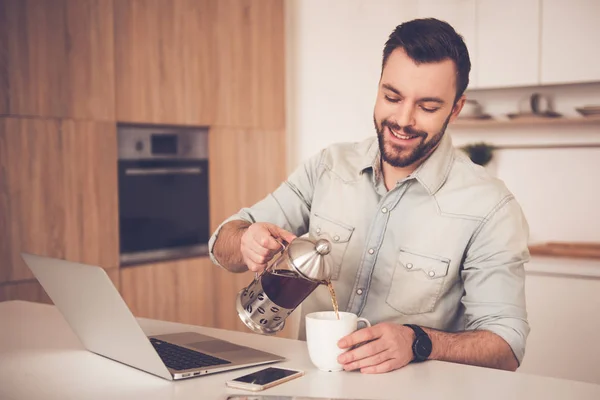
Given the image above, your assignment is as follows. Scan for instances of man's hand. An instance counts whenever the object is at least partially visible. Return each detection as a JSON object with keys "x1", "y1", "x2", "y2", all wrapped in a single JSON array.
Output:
[
  {"x1": 240, "y1": 222, "x2": 297, "y2": 272},
  {"x1": 336, "y1": 323, "x2": 415, "y2": 374}
]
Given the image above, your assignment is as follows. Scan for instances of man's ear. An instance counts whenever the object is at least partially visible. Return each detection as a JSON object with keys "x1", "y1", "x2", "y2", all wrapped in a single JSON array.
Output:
[{"x1": 449, "y1": 95, "x2": 467, "y2": 123}]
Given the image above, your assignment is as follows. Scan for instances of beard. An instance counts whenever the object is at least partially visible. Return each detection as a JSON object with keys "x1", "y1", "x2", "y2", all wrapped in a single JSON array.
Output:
[{"x1": 375, "y1": 113, "x2": 451, "y2": 168}]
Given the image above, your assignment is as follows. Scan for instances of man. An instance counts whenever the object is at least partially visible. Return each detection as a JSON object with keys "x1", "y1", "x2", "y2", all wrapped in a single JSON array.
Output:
[{"x1": 209, "y1": 18, "x2": 530, "y2": 374}]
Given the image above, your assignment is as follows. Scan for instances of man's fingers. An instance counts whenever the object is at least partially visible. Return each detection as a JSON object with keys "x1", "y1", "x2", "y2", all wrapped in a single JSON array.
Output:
[
  {"x1": 360, "y1": 359, "x2": 399, "y2": 374},
  {"x1": 338, "y1": 325, "x2": 382, "y2": 349},
  {"x1": 266, "y1": 225, "x2": 297, "y2": 246},
  {"x1": 243, "y1": 248, "x2": 270, "y2": 272},
  {"x1": 342, "y1": 350, "x2": 392, "y2": 372},
  {"x1": 337, "y1": 338, "x2": 387, "y2": 365},
  {"x1": 255, "y1": 231, "x2": 286, "y2": 252}
]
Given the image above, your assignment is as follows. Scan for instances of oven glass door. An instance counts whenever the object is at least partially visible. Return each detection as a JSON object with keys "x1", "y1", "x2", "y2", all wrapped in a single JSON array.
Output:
[{"x1": 118, "y1": 159, "x2": 210, "y2": 264}]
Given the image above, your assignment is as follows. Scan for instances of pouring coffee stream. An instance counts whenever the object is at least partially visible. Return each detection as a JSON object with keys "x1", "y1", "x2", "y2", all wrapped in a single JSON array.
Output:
[{"x1": 236, "y1": 237, "x2": 338, "y2": 334}]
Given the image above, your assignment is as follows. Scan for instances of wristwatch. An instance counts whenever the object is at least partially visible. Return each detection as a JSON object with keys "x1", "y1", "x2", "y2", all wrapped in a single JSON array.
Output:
[{"x1": 403, "y1": 324, "x2": 432, "y2": 362}]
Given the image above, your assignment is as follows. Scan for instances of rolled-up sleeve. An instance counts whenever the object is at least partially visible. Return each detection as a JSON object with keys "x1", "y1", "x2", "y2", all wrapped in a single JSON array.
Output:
[
  {"x1": 461, "y1": 195, "x2": 531, "y2": 365},
  {"x1": 208, "y1": 150, "x2": 325, "y2": 269}
]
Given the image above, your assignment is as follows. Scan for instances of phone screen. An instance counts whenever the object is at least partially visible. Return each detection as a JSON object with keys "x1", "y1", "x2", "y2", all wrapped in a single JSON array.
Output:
[{"x1": 232, "y1": 367, "x2": 299, "y2": 385}]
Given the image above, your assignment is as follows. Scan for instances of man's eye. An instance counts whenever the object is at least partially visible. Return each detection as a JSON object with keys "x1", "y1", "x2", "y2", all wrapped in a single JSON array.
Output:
[
  {"x1": 384, "y1": 96, "x2": 400, "y2": 103},
  {"x1": 421, "y1": 106, "x2": 439, "y2": 113}
]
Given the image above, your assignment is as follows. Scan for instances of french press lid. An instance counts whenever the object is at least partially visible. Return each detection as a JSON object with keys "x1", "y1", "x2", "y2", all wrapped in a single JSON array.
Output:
[{"x1": 285, "y1": 237, "x2": 333, "y2": 283}]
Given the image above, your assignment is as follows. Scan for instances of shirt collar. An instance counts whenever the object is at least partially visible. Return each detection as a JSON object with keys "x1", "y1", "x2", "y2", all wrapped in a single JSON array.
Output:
[{"x1": 359, "y1": 134, "x2": 455, "y2": 196}]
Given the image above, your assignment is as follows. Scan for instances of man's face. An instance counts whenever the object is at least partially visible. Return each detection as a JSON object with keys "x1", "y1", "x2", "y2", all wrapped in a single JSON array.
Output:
[{"x1": 374, "y1": 48, "x2": 465, "y2": 169}]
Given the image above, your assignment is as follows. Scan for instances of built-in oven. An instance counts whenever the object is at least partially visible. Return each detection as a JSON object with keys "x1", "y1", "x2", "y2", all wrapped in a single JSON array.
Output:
[{"x1": 117, "y1": 125, "x2": 210, "y2": 266}]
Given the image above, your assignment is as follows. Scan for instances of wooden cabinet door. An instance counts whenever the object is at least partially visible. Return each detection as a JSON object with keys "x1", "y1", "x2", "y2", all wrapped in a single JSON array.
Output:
[
  {"x1": 0, "y1": 117, "x2": 119, "y2": 284},
  {"x1": 417, "y1": 0, "x2": 478, "y2": 88},
  {"x1": 0, "y1": 0, "x2": 115, "y2": 120},
  {"x1": 214, "y1": 0, "x2": 285, "y2": 129},
  {"x1": 0, "y1": 268, "x2": 119, "y2": 304},
  {"x1": 114, "y1": 0, "x2": 215, "y2": 125},
  {"x1": 208, "y1": 127, "x2": 286, "y2": 233},
  {"x1": 119, "y1": 257, "x2": 217, "y2": 327},
  {"x1": 541, "y1": 0, "x2": 600, "y2": 85}
]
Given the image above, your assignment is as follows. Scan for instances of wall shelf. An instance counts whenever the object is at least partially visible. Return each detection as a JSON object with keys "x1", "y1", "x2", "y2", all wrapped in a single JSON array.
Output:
[{"x1": 451, "y1": 115, "x2": 600, "y2": 129}]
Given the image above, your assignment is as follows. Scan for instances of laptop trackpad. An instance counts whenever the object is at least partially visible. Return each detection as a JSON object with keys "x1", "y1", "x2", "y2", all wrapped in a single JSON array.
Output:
[{"x1": 188, "y1": 340, "x2": 246, "y2": 353}]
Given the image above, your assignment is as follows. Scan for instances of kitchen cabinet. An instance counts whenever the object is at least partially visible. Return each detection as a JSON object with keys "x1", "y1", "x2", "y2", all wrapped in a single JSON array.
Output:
[
  {"x1": 0, "y1": 268, "x2": 119, "y2": 304},
  {"x1": 0, "y1": 0, "x2": 115, "y2": 120},
  {"x1": 417, "y1": 0, "x2": 478, "y2": 88},
  {"x1": 119, "y1": 257, "x2": 218, "y2": 328},
  {"x1": 520, "y1": 258, "x2": 600, "y2": 385},
  {"x1": 0, "y1": 117, "x2": 119, "y2": 284},
  {"x1": 540, "y1": 0, "x2": 600, "y2": 85},
  {"x1": 214, "y1": 0, "x2": 285, "y2": 129},
  {"x1": 208, "y1": 127, "x2": 286, "y2": 233},
  {"x1": 476, "y1": 0, "x2": 540, "y2": 88},
  {"x1": 114, "y1": 0, "x2": 215, "y2": 125},
  {"x1": 119, "y1": 256, "x2": 298, "y2": 338}
]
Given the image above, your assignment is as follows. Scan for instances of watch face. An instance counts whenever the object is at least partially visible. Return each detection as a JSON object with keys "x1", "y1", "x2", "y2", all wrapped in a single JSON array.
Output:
[{"x1": 415, "y1": 336, "x2": 432, "y2": 359}]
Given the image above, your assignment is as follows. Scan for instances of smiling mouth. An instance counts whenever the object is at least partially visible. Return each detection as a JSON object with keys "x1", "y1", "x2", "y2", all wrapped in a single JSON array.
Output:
[{"x1": 389, "y1": 126, "x2": 418, "y2": 140}]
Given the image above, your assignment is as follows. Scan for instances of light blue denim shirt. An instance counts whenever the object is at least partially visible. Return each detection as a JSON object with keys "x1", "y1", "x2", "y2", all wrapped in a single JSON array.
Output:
[{"x1": 209, "y1": 133, "x2": 530, "y2": 364}]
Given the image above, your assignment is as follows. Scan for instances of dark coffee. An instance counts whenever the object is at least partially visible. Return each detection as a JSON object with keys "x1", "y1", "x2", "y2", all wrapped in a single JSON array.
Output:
[
  {"x1": 261, "y1": 269, "x2": 320, "y2": 309},
  {"x1": 327, "y1": 280, "x2": 340, "y2": 320}
]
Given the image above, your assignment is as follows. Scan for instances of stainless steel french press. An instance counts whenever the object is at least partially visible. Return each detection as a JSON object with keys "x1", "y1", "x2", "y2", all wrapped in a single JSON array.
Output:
[{"x1": 236, "y1": 237, "x2": 333, "y2": 334}]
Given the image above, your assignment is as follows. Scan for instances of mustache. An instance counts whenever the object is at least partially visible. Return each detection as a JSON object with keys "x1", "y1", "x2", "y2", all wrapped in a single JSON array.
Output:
[{"x1": 381, "y1": 120, "x2": 427, "y2": 138}]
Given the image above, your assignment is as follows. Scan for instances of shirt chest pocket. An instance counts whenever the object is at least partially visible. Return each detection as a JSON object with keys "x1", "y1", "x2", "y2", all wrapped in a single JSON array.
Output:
[
  {"x1": 386, "y1": 249, "x2": 450, "y2": 315},
  {"x1": 310, "y1": 213, "x2": 354, "y2": 281}
]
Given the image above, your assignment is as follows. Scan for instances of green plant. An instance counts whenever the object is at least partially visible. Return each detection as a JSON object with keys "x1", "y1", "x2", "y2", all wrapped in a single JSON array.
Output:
[{"x1": 461, "y1": 142, "x2": 495, "y2": 166}]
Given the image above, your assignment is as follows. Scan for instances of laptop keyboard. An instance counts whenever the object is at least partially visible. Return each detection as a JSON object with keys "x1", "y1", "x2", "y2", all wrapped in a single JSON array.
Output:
[{"x1": 150, "y1": 338, "x2": 231, "y2": 371}]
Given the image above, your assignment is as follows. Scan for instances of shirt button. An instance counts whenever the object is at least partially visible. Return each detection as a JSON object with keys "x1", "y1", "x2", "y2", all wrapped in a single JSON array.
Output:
[
  {"x1": 316, "y1": 228, "x2": 321, "y2": 234},
  {"x1": 428, "y1": 270, "x2": 436, "y2": 277},
  {"x1": 406, "y1": 263, "x2": 413, "y2": 269},
  {"x1": 333, "y1": 235, "x2": 340, "y2": 242},
  {"x1": 368, "y1": 248, "x2": 375, "y2": 254},
  {"x1": 381, "y1": 207, "x2": 388, "y2": 213},
  {"x1": 356, "y1": 289, "x2": 363, "y2": 295}
]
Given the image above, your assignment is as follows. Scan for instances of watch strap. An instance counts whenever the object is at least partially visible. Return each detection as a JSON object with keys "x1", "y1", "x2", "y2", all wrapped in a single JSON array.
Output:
[{"x1": 403, "y1": 324, "x2": 431, "y2": 362}]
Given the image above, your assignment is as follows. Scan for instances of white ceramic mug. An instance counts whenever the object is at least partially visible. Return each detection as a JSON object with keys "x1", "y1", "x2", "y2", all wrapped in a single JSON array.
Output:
[{"x1": 305, "y1": 311, "x2": 371, "y2": 372}]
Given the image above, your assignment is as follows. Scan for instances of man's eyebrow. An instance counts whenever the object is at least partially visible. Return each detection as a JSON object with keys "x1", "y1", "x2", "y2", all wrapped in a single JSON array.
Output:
[
  {"x1": 382, "y1": 83, "x2": 401, "y2": 95},
  {"x1": 418, "y1": 97, "x2": 445, "y2": 105},
  {"x1": 382, "y1": 83, "x2": 445, "y2": 105}
]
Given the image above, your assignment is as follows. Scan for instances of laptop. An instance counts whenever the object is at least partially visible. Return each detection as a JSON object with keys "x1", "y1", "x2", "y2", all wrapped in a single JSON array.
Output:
[{"x1": 21, "y1": 252, "x2": 284, "y2": 381}]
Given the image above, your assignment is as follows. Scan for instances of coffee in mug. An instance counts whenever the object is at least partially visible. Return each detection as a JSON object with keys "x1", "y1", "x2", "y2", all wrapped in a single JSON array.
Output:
[{"x1": 305, "y1": 311, "x2": 371, "y2": 372}]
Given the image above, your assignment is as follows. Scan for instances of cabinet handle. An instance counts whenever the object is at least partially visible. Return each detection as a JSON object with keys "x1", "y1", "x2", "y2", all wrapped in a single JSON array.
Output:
[{"x1": 124, "y1": 167, "x2": 202, "y2": 176}]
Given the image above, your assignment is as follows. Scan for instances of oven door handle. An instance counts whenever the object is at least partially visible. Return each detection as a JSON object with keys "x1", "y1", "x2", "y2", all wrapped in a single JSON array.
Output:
[{"x1": 124, "y1": 167, "x2": 203, "y2": 176}]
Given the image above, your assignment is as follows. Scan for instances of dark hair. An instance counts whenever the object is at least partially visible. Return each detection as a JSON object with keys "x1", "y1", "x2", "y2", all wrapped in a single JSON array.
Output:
[{"x1": 382, "y1": 18, "x2": 471, "y2": 103}]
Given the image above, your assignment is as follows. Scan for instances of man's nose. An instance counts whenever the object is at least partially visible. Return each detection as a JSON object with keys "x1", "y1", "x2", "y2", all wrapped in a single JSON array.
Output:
[{"x1": 395, "y1": 103, "x2": 416, "y2": 128}]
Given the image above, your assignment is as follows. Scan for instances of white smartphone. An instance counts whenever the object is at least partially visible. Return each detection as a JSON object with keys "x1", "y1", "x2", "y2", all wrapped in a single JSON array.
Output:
[{"x1": 225, "y1": 366, "x2": 304, "y2": 392}]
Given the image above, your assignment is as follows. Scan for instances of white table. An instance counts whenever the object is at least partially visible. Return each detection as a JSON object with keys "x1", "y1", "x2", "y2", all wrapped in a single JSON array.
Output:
[{"x1": 2, "y1": 301, "x2": 600, "y2": 400}]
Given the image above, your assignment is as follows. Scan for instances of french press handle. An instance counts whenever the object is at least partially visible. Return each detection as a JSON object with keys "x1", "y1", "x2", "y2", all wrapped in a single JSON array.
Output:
[{"x1": 254, "y1": 239, "x2": 288, "y2": 280}]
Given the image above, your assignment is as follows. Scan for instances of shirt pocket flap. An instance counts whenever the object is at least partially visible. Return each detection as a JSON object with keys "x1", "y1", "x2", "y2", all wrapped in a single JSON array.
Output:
[
  {"x1": 398, "y1": 250, "x2": 450, "y2": 279},
  {"x1": 312, "y1": 213, "x2": 354, "y2": 243}
]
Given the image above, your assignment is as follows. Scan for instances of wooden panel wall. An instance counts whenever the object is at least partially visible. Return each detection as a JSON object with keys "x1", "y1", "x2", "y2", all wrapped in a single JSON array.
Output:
[
  {"x1": 0, "y1": 118, "x2": 119, "y2": 283},
  {"x1": 114, "y1": 0, "x2": 215, "y2": 125},
  {"x1": 0, "y1": 268, "x2": 120, "y2": 304},
  {"x1": 214, "y1": 0, "x2": 285, "y2": 129},
  {"x1": 0, "y1": 0, "x2": 115, "y2": 120},
  {"x1": 119, "y1": 258, "x2": 217, "y2": 327}
]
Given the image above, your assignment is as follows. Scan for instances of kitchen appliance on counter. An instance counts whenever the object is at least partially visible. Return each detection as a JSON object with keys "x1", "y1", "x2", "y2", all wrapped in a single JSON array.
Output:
[{"x1": 117, "y1": 124, "x2": 210, "y2": 266}]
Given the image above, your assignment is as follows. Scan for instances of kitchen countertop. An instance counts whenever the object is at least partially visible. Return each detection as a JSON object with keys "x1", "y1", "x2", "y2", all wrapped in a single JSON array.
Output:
[
  {"x1": 2, "y1": 300, "x2": 600, "y2": 400},
  {"x1": 526, "y1": 255, "x2": 600, "y2": 278}
]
